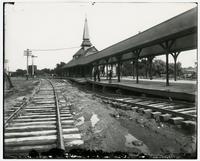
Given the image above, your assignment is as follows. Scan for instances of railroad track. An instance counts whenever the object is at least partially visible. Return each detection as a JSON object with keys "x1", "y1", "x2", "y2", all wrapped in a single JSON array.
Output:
[
  {"x1": 4, "y1": 79, "x2": 83, "y2": 157},
  {"x1": 96, "y1": 94, "x2": 196, "y2": 130}
]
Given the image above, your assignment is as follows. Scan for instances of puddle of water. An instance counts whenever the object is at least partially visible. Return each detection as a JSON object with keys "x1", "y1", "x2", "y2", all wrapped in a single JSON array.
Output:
[
  {"x1": 90, "y1": 113, "x2": 100, "y2": 127},
  {"x1": 76, "y1": 116, "x2": 85, "y2": 126},
  {"x1": 125, "y1": 133, "x2": 150, "y2": 154}
]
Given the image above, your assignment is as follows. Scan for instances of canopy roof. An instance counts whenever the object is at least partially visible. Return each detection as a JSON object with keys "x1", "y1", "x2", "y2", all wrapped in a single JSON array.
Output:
[{"x1": 63, "y1": 7, "x2": 197, "y2": 69}]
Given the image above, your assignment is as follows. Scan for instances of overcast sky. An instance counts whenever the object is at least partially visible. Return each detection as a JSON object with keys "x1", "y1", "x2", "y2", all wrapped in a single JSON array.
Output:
[{"x1": 4, "y1": 1, "x2": 197, "y2": 71}]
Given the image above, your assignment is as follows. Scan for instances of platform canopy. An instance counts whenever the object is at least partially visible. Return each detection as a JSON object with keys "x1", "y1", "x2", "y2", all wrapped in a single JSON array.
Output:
[{"x1": 63, "y1": 7, "x2": 197, "y2": 68}]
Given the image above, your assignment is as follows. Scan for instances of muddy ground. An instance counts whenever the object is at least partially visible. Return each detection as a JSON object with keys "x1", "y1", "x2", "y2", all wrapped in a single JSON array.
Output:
[
  {"x1": 60, "y1": 80, "x2": 196, "y2": 158},
  {"x1": 3, "y1": 78, "x2": 197, "y2": 158}
]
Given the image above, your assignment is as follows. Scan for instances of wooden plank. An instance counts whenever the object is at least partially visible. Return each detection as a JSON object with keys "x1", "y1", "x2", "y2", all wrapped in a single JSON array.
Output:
[
  {"x1": 169, "y1": 117, "x2": 184, "y2": 124},
  {"x1": 11, "y1": 121, "x2": 56, "y2": 126},
  {"x1": 5, "y1": 135, "x2": 57, "y2": 146},
  {"x1": 5, "y1": 125, "x2": 56, "y2": 132},
  {"x1": 180, "y1": 109, "x2": 196, "y2": 114},
  {"x1": 14, "y1": 117, "x2": 57, "y2": 122},
  {"x1": 65, "y1": 140, "x2": 84, "y2": 146},
  {"x1": 63, "y1": 133, "x2": 81, "y2": 140},
  {"x1": 5, "y1": 130, "x2": 56, "y2": 138},
  {"x1": 5, "y1": 144, "x2": 57, "y2": 154},
  {"x1": 160, "y1": 114, "x2": 172, "y2": 121},
  {"x1": 151, "y1": 111, "x2": 162, "y2": 120},
  {"x1": 143, "y1": 109, "x2": 152, "y2": 118},
  {"x1": 181, "y1": 120, "x2": 196, "y2": 131},
  {"x1": 172, "y1": 107, "x2": 195, "y2": 112}
]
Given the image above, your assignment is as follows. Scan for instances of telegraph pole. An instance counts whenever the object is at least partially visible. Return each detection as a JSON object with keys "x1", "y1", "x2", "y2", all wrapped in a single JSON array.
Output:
[
  {"x1": 31, "y1": 55, "x2": 37, "y2": 77},
  {"x1": 24, "y1": 49, "x2": 32, "y2": 80}
]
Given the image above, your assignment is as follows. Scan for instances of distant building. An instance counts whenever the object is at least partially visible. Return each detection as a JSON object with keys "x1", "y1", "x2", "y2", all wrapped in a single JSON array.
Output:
[
  {"x1": 63, "y1": 17, "x2": 118, "y2": 78},
  {"x1": 73, "y1": 18, "x2": 98, "y2": 60}
]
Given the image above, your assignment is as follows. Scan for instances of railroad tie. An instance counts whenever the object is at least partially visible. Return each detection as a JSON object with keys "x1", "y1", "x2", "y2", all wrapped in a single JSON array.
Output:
[
  {"x1": 151, "y1": 111, "x2": 162, "y2": 120},
  {"x1": 137, "y1": 108, "x2": 145, "y2": 114},
  {"x1": 131, "y1": 106, "x2": 138, "y2": 111},
  {"x1": 143, "y1": 109, "x2": 152, "y2": 118},
  {"x1": 181, "y1": 120, "x2": 196, "y2": 132},
  {"x1": 160, "y1": 113, "x2": 172, "y2": 122},
  {"x1": 4, "y1": 79, "x2": 85, "y2": 156},
  {"x1": 169, "y1": 117, "x2": 184, "y2": 125}
]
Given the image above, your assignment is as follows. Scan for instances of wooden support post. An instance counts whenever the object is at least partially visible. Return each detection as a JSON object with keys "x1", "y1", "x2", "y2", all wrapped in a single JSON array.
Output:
[
  {"x1": 106, "y1": 59, "x2": 109, "y2": 80},
  {"x1": 136, "y1": 58, "x2": 139, "y2": 83},
  {"x1": 132, "y1": 60, "x2": 135, "y2": 79},
  {"x1": 159, "y1": 40, "x2": 175, "y2": 86},
  {"x1": 118, "y1": 63, "x2": 120, "y2": 82},
  {"x1": 72, "y1": 67, "x2": 76, "y2": 77},
  {"x1": 166, "y1": 53, "x2": 169, "y2": 86},
  {"x1": 80, "y1": 66, "x2": 82, "y2": 77},
  {"x1": 116, "y1": 56, "x2": 121, "y2": 82},
  {"x1": 73, "y1": 67, "x2": 75, "y2": 77},
  {"x1": 132, "y1": 49, "x2": 141, "y2": 84},
  {"x1": 145, "y1": 58, "x2": 148, "y2": 79},
  {"x1": 89, "y1": 65, "x2": 92, "y2": 79},
  {"x1": 94, "y1": 64, "x2": 97, "y2": 81},
  {"x1": 83, "y1": 66, "x2": 85, "y2": 77},
  {"x1": 121, "y1": 62, "x2": 123, "y2": 79},
  {"x1": 171, "y1": 52, "x2": 180, "y2": 81},
  {"x1": 72, "y1": 68, "x2": 74, "y2": 77},
  {"x1": 106, "y1": 64, "x2": 108, "y2": 79},
  {"x1": 77, "y1": 67, "x2": 79, "y2": 77},
  {"x1": 148, "y1": 56, "x2": 154, "y2": 80},
  {"x1": 74, "y1": 67, "x2": 76, "y2": 77},
  {"x1": 97, "y1": 63, "x2": 100, "y2": 82},
  {"x1": 108, "y1": 63, "x2": 113, "y2": 83}
]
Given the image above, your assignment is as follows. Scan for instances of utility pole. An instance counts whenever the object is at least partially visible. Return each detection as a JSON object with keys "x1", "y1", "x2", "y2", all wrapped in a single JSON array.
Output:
[
  {"x1": 24, "y1": 49, "x2": 32, "y2": 80},
  {"x1": 31, "y1": 55, "x2": 37, "y2": 77}
]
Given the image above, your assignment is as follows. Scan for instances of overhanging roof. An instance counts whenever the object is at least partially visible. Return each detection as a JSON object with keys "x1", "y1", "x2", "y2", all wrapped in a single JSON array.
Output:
[{"x1": 63, "y1": 7, "x2": 197, "y2": 69}]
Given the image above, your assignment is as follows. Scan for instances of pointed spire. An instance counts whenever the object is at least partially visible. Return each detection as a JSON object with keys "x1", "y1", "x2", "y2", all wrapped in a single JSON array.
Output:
[
  {"x1": 83, "y1": 18, "x2": 90, "y2": 40},
  {"x1": 81, "y1": 17, "x2": 92, "y2": 49}
]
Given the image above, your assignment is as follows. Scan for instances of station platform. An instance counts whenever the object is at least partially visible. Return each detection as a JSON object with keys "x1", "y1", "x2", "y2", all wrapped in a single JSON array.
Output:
[{"x1": 65, "y1": 77, "x2": 196, "y2": 102}]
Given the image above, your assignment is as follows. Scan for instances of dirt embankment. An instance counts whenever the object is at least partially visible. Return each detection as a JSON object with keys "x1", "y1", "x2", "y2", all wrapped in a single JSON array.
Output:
[
  {"x1": 61, "y1": 81, "x2": 196, "y2": 157},
  {"x1": 4, "y1": 77, "x2": 39, "y2": 112}
]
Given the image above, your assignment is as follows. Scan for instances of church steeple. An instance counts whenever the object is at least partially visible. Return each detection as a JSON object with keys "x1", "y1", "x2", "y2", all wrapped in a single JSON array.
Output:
[{"x1": 81, "y1": 18, "x2": 92, "y2": 50}]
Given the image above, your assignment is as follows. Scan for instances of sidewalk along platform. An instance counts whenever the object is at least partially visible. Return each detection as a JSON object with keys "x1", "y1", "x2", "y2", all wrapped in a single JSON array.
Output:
[{"x1": 65, "y1": 77, "x2": 196, "y2": 102}]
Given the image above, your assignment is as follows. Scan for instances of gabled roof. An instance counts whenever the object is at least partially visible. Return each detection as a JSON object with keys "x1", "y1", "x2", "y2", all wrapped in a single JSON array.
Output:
[
  {"x1": 63, "y1": 7, "x2": 197, "y2": 69},
  {"x1": 73, "y1": 48, "x2": 85, "y2": 57},
  {"x1": 84, "y1": 46, "x2": 98, "y2": 56},
  {"x1": 73, "y1": 46, "x2": 98, "y2": 59}
]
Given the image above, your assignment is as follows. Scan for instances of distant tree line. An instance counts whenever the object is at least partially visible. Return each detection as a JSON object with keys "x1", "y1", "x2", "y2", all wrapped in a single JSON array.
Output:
[
  {"x1": 121, "y1": 59, "x2": 183, "y2": 78},
  {"x1": 11, "y1": 60, "x2": 196, "y2": 80},
  {"x1": 11, "y1": 62, "x2": 66, "y2": 77}
]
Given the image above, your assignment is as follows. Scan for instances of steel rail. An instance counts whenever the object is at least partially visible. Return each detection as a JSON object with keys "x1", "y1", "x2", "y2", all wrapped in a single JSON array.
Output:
[
  {"x1": 48, "y1": 79, "x2": 65, "y2": 151},
  {"x1": 96, "y1": 94, "x2": 196, "y2": 121}
]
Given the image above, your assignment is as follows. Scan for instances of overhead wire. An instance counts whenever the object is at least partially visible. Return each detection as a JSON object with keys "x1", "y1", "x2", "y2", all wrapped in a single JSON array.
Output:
[{"x1": 30, "y1": 46, "x2": 80, "y2": 52}]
